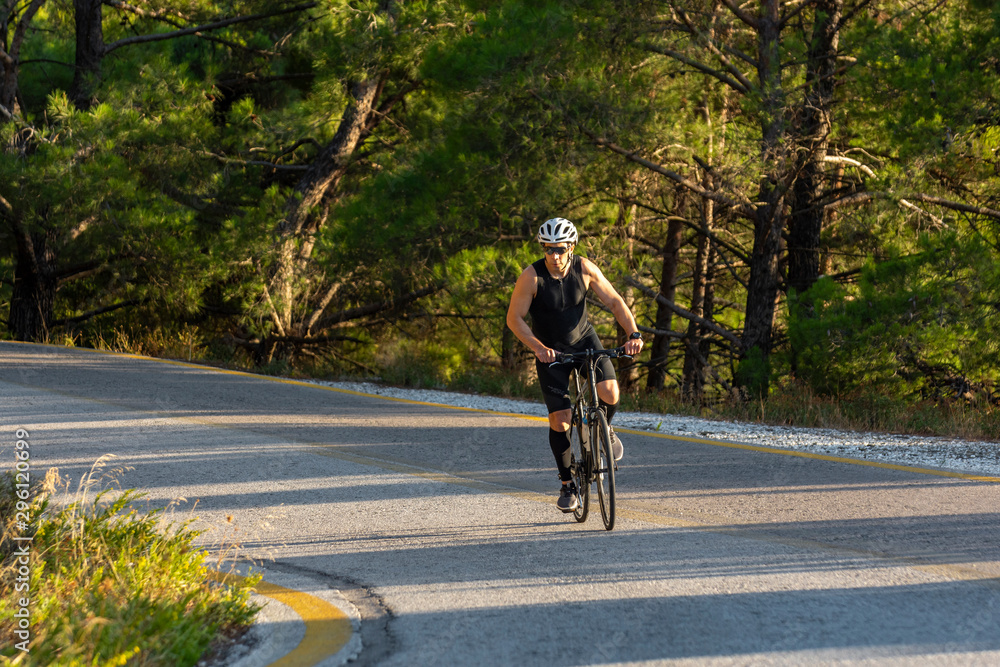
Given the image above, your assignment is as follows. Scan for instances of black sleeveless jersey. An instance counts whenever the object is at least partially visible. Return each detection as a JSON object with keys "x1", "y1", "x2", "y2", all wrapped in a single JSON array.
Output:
[{"x1": 528, "y1": 255, "x2": 591, "y2": 349}]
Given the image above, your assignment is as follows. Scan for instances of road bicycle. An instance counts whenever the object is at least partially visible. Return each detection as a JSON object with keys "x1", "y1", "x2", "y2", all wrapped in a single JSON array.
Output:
[{"x1": 551, "y1": 346, "x2": 631, "y2": 531}]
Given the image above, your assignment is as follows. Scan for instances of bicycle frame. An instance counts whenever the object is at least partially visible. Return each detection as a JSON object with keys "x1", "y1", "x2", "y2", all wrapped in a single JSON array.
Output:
[
  {"x1": 568, "y1": 355, "x2": 602, "y2": 470},
  {"x1": 553, "y1": 347, "x2": 629, "y2": 530}
]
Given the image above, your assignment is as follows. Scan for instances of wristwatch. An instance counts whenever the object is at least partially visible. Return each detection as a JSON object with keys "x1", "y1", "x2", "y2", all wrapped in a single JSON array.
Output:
[{"x1": 629, "y1": 331, "x2": 643, "y2": 340}]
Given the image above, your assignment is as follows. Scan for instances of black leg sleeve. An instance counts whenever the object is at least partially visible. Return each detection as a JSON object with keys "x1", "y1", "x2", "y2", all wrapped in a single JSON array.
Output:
[
  {"x1": 548, "y1": 428, "x2": 573, "y2": 482},
  {"x1": 599, "y1": 398, "x2": 618, "y2": 424}
]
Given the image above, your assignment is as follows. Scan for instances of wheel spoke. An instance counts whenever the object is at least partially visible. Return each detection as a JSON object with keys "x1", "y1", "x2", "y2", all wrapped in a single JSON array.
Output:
[
  {"x1": 570, "y1": 406, "x2": 589, "y2": 523},
  {"x1": 593, "y1": 410, "x2": 616, "y2": 531}
]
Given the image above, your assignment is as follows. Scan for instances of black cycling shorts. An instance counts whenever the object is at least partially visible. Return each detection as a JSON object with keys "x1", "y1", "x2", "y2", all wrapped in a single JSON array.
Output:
[{"x1": 535, "y1": 327, "x2": 617, "y2": 415}]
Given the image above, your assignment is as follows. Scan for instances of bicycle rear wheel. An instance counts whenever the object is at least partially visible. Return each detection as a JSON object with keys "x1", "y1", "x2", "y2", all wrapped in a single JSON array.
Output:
[
  {"x1": 592, "y1": 409, "x2": 616, "y2": 531},
  {"x1": 569, "y1": 403, "x2": 590, "y2": 523}
]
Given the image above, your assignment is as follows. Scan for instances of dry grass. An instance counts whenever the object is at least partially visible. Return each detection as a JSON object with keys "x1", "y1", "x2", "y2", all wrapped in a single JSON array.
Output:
[{"x1": 0, "y1": 460, "x2": 260, "y2": 666}]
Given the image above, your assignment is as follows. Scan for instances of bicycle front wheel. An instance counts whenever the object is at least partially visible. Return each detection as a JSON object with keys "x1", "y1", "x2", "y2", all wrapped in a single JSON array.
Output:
[
  {"x1": 592, "y1": 409, "x2": 616, "y2": 531},
  {"x1": 569, "y1": 404, "x2": 590, "y2": 523}
]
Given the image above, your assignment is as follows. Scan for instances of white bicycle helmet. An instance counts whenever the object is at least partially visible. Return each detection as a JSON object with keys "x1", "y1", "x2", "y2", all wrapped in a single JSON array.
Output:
[{"x1": 537, "y1": 217, "x2": 579, "y2": 245}]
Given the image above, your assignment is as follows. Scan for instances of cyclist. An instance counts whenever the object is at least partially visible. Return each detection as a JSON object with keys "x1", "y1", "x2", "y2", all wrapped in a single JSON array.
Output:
[{"x1": 506, "y1": 217, "x2": 644, "y2": 513}]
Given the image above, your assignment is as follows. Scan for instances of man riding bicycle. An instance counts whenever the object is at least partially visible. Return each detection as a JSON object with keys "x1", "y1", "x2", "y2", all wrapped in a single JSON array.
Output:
[{"x1": 506, "y1": 218, "x2": 644, "y2": 513}]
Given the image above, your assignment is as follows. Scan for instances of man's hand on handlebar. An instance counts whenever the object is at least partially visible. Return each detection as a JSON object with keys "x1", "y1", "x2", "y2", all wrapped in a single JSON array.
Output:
[
  {"x1": 535, "y1": 346, "x2": 558, "y2": 364},
  {"x1": 624, "y1": 336, "x2": 644, "y2": 357},
  {"x1": 549, "y1": 346, "x2": 636, "y2": 366},
  {"x1": 614, "y1": 345, "x2": 636, "y2": 360}
]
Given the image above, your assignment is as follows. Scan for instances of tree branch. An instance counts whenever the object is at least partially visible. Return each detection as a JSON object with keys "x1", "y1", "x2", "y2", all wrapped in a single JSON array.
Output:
[
  {"x1": 103, "y1": 2, "x2": 317, "y2": 55},
  {"x1": 623, "y1": 275, "x2": 742, "y2": 348},
  {"x1": 823, "y1": 155, "x2": 875, "y2": 178},
  {"x1": 50, "y1": 298, "x2": 144, "y2": 327},
  {"x1": 671, "y1": 3, "x2": 758, "y2": 91},
  {"x1": 584, "y1": 132, "x2": 756, "y2": 218},
  {"x1": 316, "y1": 284, "x2": 442, "y2": 330},
  {"x1": 304, "y1": 280, "x2": 342, "y2": 337},
  {"x1": 201, "y1": 151, "x2": 310, "y2": 171},
  {"x1": 638, "y1": 324, "x2": 686, "y2": 339},
  {"x1": 718, "y1": 0, "x2": 760, "y2": 29},
  {"x1": 642, "y1": 43, "x2": 751, "y2": 95},
  {"x1": 106, "y1": 0, "x2": 284, "y2": 55},
  {"x1": 257, "y1": 333, "x2": 366, "y2": 345},
  {"x1": 258, "y1": 276, "x2": 287, "y2": 338},
  {"x1": 898, "y1": 198, "x2": 945, "y2": 228},
  {"x1": 623, "y1": 198, "x2": 751, "y2": 264},
  {"x1": 56, "y1": 259, "x2": 106, "y2": 284},
  {"x1": 0, "y1": 193, "x2": 14, "y2": 222},
  {"x1": 683, "y1": 336, "x2": 734, "y2": 394},
  {"x1": 778, "y1": 0, "x2": 815, "y2": 28},
  {"x1": 11, "y1": 0, "x2": 47, "y2": 60},
  {"x1": 17, "y1": 58, "x2": 75, "y2": 68},
  {"x1": 904, "y1": 193, "x2": 1000, "y2": 220},
  {"x1": 825, "y1": 191, "x2": 1000, "y2": 220}
]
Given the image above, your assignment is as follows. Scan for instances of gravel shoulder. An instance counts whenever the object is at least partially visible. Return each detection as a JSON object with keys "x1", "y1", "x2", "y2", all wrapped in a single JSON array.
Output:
[{"x1": 313, "y1": 380, "x2": 1000, "y2": 478}]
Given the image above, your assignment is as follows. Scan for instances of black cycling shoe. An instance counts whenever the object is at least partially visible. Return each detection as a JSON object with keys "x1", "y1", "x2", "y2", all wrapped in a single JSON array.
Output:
[
  {"x1": 610, "y1": 427, "x2": 624, "y2": 461},
  {"x1": 557, "y1": 483, "x2": 579, "y2": 513}
]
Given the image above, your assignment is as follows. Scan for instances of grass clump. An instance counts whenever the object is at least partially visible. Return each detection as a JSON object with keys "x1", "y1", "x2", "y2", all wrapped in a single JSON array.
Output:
[{"x1": 0, "y1": 465, "x2": 260, "y2": 666}]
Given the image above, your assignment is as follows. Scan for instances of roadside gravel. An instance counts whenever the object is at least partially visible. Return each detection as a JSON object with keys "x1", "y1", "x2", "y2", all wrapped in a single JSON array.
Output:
[{"x1": 314, "y1": 380, "x2": 1000, "y2": 478}]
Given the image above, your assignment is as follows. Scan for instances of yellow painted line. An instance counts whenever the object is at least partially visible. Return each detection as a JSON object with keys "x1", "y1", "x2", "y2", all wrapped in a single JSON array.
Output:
[
  {"x1": 8, "y1": 340, "x2": 1000, "y2": 484},
  {"x1": 288, "y1": 366, "x2": 1000, "y2": 484},
  {"x1": 206, "y1": 569, "x2": 353, "y2": 667}
]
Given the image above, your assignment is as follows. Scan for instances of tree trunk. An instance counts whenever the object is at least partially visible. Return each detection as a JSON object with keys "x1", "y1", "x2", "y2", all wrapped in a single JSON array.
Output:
[
  {"x1": 645, "y1": 216, "x2": 685, "y2": 392},
  {"x1": 682, "y1": 95, "x2": 725, "y2": 401},
  {"x1": 682, "y1": 199, "x2": 712, "y2": 401},
  {"x1": 71, "y1": 0, "x2": 104, "y2": 109},
  {"x1": 0, "y1": 60, "x2": 17, "y2": 120},
  {"x1": 10, "y1": 227, "x2": 57, "y2": 342},
  {"x1": 738, "y1": 0, "x2": 786, "y2": 395},
  {"x1": 0, "y1": 0, "x2": 46, "y2": 121},
  {"x1": 699, "y1": 240, "x2": 717, "y2": 377},
  {"x1": 787, "y1": 0, "x2": 842, "y2": 298},
  {"x1": 271, "y1": 75, "x2": 385, "y2": 336},
  {"x1": 741, "y1": 197, "x2": 784, "y2": 374}
]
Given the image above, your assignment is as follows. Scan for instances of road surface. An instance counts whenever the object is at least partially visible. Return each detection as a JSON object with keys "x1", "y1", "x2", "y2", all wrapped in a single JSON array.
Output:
[{"x1": 2, "y1": 342, "x2": 999, "y2": 665}]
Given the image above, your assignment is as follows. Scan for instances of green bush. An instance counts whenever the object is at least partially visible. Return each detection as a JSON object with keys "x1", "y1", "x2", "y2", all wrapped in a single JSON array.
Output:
[
  {"x1": 0, "y1": 469, "x2": 259, "y2": 666},
  {"x1": 735, "y1": 346, "x2": 771, "y2": 399},
  {"x1": 788, "y1": 233, "x2": 1000, "y2": 401}
]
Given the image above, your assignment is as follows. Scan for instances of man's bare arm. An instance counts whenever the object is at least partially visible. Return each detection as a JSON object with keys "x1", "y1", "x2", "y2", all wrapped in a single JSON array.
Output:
[
  {"x1": 506, "y1": 267, "x2": 556, "y2": 362},
  {"x1": 582, "y1": 258, "x2": 644, "y2": 355}
]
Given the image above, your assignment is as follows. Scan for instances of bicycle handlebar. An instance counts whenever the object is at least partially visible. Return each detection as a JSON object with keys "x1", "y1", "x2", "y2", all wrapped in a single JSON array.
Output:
[{"x1": 550, "y1": 346, "x2": 633, "y2": 366}]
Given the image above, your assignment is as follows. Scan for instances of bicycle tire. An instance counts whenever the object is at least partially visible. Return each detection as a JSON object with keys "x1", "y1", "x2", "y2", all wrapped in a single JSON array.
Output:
[
  {"x1": 593, "y1": 408, "x2": 616, "y2": 531},
  {"x1": 569, "y1": 403, "x2": 590, "y2": 523}
]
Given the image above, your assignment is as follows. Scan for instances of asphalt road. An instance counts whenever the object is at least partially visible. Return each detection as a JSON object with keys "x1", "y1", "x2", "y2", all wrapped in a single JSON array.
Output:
[{"x1": 3, "y1": 341, "x2": 1000, "y2": 666}]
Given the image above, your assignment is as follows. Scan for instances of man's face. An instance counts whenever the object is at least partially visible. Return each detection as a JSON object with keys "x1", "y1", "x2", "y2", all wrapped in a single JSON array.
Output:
[{"x1": 542, "y1": 243, "x2": 574, "y2": 272}]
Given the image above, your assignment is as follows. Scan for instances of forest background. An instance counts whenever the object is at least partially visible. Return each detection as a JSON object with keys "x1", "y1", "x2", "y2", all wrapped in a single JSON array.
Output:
[{"x1": 3, "y1": 0, "x2": 1000, "y2": 438}]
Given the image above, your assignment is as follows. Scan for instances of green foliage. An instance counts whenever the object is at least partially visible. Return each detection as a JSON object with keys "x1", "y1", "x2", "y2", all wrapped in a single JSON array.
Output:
[
  {"x1": 5, "y1": 0, "x2": 1000, "y2": 436},
  {"x1": 735, "y1": 347, "x2": 771, "y2": 400},
  {"x1": 850, "y1": 0, "x2": 1000, "y2": 158},
  {"x1": 379, "y1": 337, "x2": 464, "y2": 388},
  {"x1": 788, "y1": 233, "x2": 1000, "y2": 400},
  {"x1": 0, "y1": 469, "x2": 259, "y2": 665}
]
